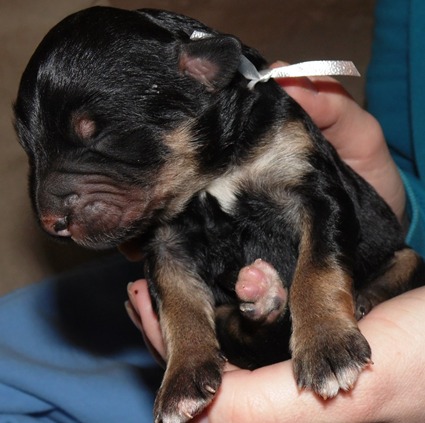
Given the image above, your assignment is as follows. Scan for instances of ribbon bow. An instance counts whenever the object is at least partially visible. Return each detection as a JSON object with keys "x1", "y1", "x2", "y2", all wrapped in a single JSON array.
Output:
[{"x1": 190, "y1": 30, "x2": 360, "y2": 89}]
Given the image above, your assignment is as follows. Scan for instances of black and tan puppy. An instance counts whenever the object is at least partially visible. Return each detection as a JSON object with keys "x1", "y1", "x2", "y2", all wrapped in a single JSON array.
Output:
[{"x1": 14, "y1": 6, "x2": 424, "y2": 423}]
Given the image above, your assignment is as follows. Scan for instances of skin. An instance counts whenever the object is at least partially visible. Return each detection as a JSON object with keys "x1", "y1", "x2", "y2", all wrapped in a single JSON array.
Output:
[{"x1": 126, "y1": 71, "x2": 425, "y2": 422}]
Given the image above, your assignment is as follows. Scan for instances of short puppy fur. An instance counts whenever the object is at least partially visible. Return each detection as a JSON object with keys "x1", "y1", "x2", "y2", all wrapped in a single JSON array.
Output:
[{"x1": 14, "y1": 7, "x2": 425, "y2": 423}]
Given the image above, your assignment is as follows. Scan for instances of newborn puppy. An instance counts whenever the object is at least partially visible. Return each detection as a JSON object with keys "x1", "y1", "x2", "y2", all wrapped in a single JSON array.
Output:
[{"x1": 14, "y1": 7, "x2": 425, "y2": 422}]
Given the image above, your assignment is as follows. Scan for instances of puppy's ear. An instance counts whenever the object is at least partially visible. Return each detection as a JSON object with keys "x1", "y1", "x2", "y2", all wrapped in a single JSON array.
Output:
[{"x1": 179, "y1": 36, "x2": 242, "y2": 91}]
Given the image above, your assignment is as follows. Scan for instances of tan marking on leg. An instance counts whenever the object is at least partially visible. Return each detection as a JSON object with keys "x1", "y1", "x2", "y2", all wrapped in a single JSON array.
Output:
[
  {"x1": 289, "y1": 224, "x2": 371, "y2": 398},
  {"x1": 356, "y1": 248, "x2": 424, "y2": 318},
  {"x1": 151, "y1": 227, "x2": 224, "y2": 421}
]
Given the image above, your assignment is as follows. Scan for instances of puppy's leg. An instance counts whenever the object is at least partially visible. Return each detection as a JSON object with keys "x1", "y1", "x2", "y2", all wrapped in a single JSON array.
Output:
[
  {"x1": 290, "y1": 230, "x2": 371, "y2": 399},
  {"x1": 356, "y1": 248, "x2": 425, "y2": 319},
  {"x1": 148, "y1": 232, "x2": 225, "y2": 423},
  {"x1": 215, "y1": 260, "x2": 290, "y2": 369}
]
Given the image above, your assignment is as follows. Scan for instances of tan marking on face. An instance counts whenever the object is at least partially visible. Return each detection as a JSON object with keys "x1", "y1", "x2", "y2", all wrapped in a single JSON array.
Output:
[{"x1": 152, "y1": 123, "x2": 210, "y2": 220}]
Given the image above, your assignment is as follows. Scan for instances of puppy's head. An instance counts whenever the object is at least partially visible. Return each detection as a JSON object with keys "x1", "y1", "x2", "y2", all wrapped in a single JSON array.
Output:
[{"x1": 14, "y1": 7, "x2": 265, "y2": 249}]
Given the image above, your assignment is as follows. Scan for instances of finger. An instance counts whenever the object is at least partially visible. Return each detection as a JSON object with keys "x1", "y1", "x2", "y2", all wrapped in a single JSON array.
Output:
[
  {"x1": 124, "y1": 297, "x2": 166, "y2": 368},
  {"x1": 193, "y1": 362, "x2": 302, "y2": 423},
  {"x1": 274, "y1": 67, "x2": 402, "y2": 218},
  {"x1": 273, "y1": 67, "x2": 386, "y2": 165},
  {"x1": 283, "y1": 78, "x2": 354, "y2": 133},
  {"x1": 270, "y1": 61, "x2": 356, "y2": 133},
  {"x1": 194, "y1": 350, "x2": 375, "y2": 423},
  {"x1": 127, "y1": 280, "x2": 167, "y2": 360},
  {"x1": 271, "y1": 60, "x2": 320, "y2": 100}
]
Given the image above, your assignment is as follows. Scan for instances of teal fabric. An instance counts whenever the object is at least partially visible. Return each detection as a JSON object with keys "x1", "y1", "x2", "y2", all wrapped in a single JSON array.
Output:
[
  {"x1": 410, "y1": 0, "x2": 425, "y2": 181},
  {"x1": 0, "y1": 256, "x2": 162, "y2": 422},
  {"x1": 367, "y1": 0, "x2": 425, "y2": 256}
]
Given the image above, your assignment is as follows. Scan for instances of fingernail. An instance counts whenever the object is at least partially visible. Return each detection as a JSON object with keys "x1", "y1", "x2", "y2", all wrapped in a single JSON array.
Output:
[{"x1": 127, "y1": 281, "x2": 139, "y2": 297}]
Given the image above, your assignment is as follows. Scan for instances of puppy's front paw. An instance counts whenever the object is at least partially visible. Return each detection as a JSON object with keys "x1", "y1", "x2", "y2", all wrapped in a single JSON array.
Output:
[
  {"x1": 291, "y1": 324, "x2": 372, "y2": 399},
  {"x1": 154, "y1": 351, "x2": 225, "y2": 423}
]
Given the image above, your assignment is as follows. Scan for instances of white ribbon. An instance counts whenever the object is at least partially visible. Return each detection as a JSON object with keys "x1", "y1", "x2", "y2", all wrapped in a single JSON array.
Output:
[
  {"x1": 239, "y1": 56, "x2": 360, "y2": 89},
  {"x1": 190, "y1": 30, "x2": 214, "y2": 40},
  {"x1": 190, "y1": 30, "x2": 361, "y2": 89}
]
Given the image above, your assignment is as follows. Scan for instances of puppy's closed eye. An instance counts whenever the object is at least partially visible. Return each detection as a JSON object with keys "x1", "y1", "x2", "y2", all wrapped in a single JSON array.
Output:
[{"x1": 72, "y1": 113, "x2": 96, "y2": 140}]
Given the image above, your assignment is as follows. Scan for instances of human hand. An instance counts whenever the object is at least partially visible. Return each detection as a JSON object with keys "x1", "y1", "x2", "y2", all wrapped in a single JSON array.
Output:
[
  {"x1": 273, "y1": 62, "x2": 406, "y2": 224},
  {"x1": 127, "y1": 280, "x2": 425, "y2": 423}
]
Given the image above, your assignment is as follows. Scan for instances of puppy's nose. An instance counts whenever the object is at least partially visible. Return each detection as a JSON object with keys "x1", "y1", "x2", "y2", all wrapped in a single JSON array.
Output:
[{"x1": 41, "y1": 215, "x2": 72, "y2": 237}]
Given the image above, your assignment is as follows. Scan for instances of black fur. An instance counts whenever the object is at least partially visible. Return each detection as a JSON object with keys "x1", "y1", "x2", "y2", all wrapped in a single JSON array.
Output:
[{"x1": 14, "y1": 7, "x2": 424, "y2": 422}]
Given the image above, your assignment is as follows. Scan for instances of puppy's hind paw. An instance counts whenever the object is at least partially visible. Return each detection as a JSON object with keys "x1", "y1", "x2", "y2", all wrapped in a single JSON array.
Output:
[{"x1": 236, "y1": 259, "x2": 287, "y2": 323}]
